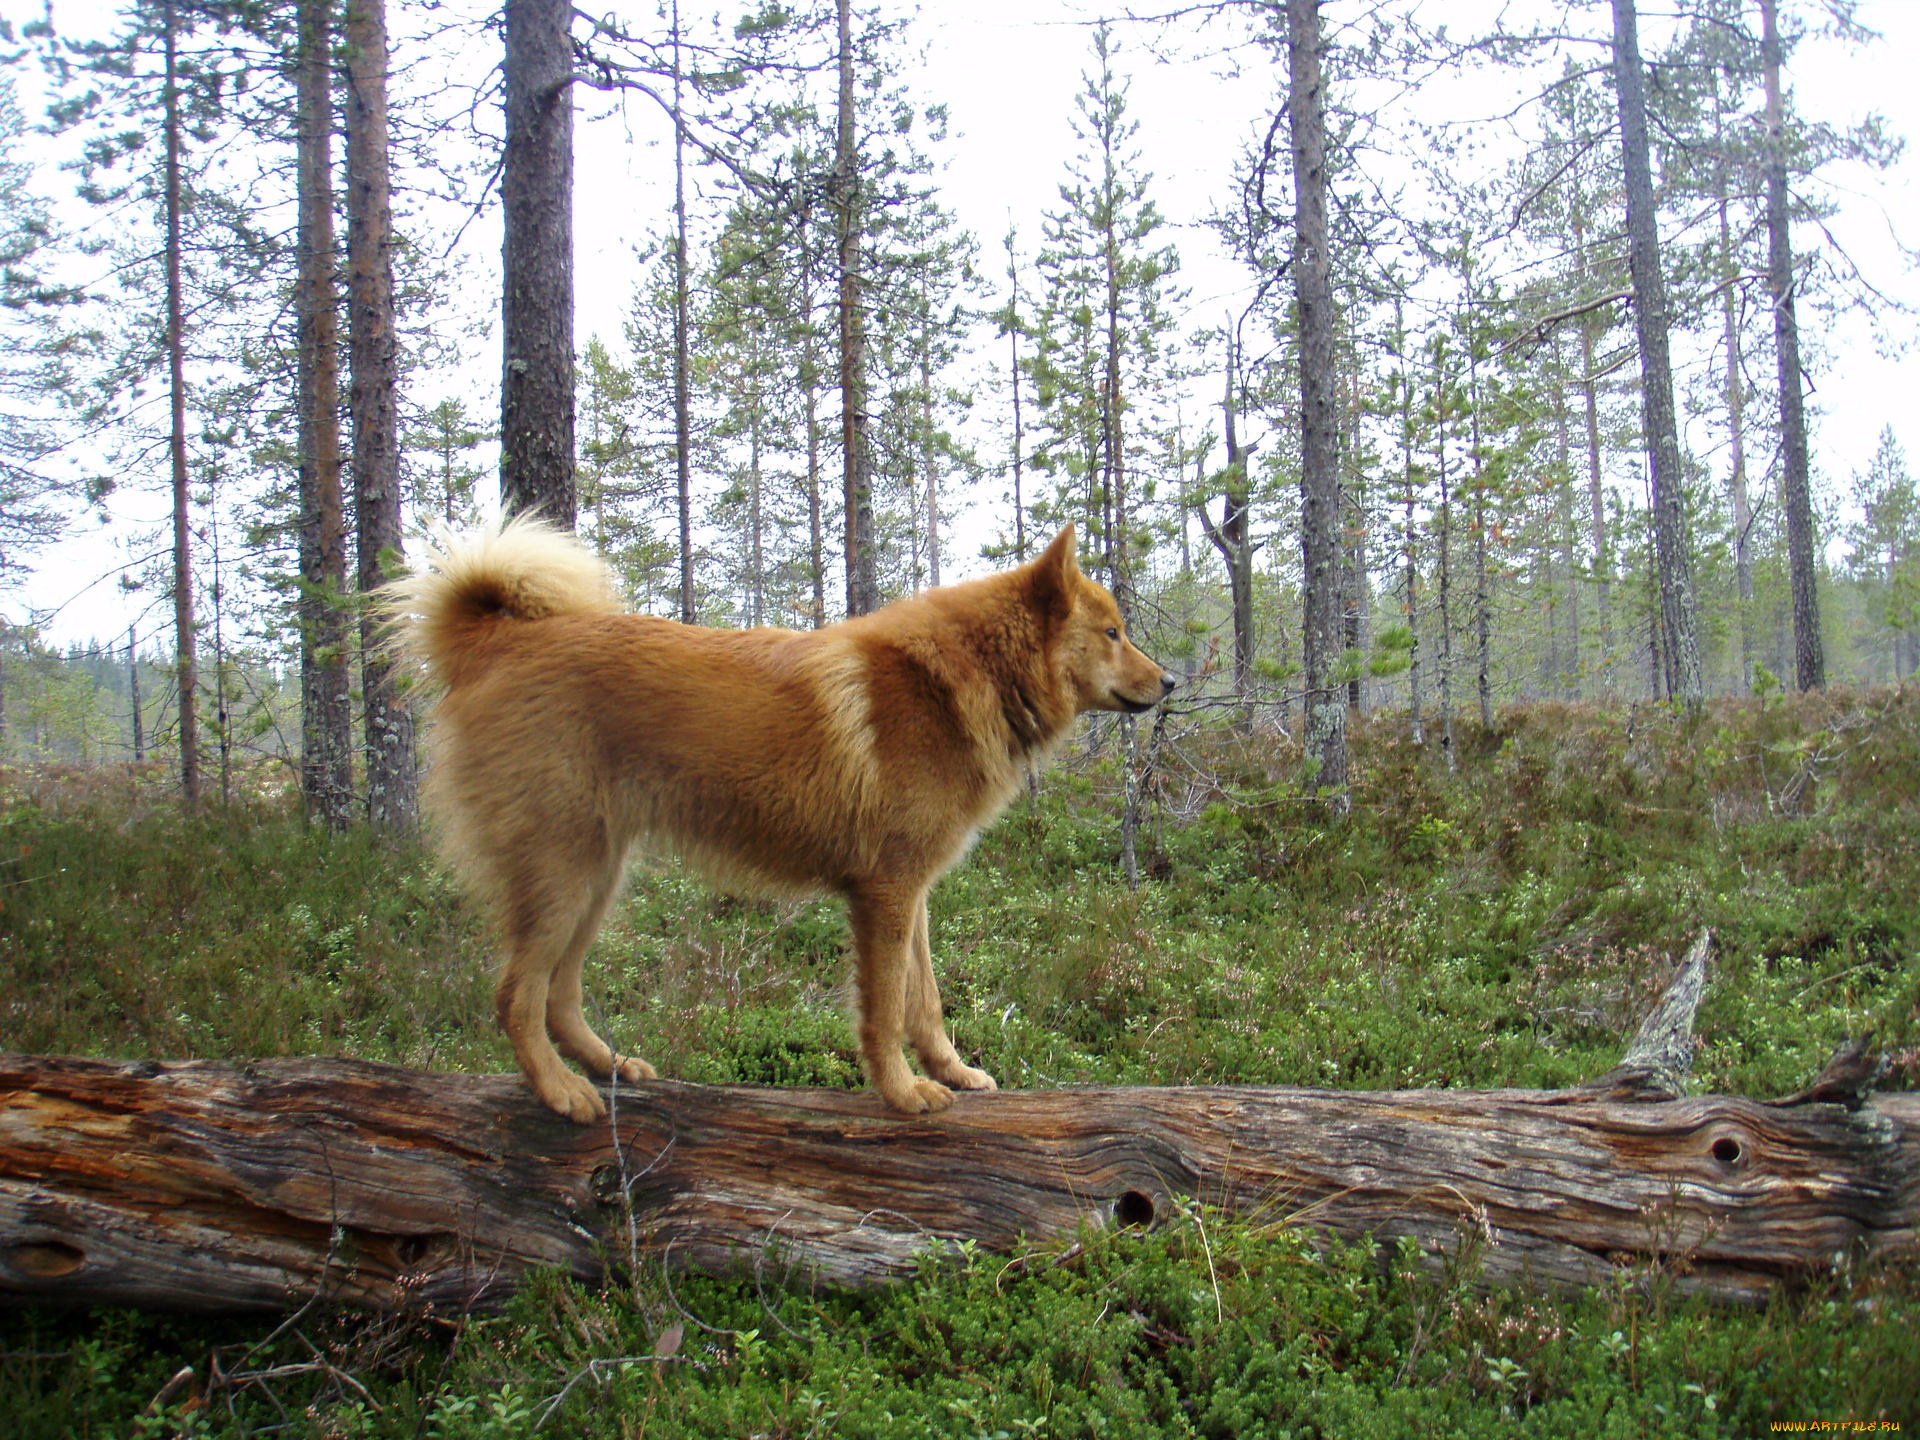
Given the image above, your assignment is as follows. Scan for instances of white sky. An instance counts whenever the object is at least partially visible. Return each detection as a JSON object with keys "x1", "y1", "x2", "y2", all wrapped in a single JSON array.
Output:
[{"x1": 14, "y1": 0, "x2": 1919, "y2": 644}]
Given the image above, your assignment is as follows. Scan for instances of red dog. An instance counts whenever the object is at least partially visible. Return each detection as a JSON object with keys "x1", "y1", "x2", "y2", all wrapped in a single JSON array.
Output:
[{"x1": 391, "y1": 520, "x2": 1173, "y2": 1122}]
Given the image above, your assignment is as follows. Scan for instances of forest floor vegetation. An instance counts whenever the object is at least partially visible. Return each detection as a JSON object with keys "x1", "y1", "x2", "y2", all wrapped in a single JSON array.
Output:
[{"x1": 2, "y1": 688, "x2": 1917, "y2": 1434}]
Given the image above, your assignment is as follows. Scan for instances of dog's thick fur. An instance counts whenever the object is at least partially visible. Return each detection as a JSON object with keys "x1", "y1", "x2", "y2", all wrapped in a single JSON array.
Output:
[{"x1": 389, "y1": 519, "x2": 1173, "y2": 1122}]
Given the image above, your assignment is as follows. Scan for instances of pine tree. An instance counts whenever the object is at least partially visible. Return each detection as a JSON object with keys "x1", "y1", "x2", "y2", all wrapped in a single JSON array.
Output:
[
  {"x1": 1029, "y1": 25, "x2": 1181, "y2": 609},
  {"x1": 832, "y1": 0, "x2": 875, "y2": 615},
  {"x1": 1609, "y1": 0, "x2": 1703, "y2": 706},
  {"x1": 294, "y1": 0, "x2": 352, "y2": 830},
  {"x1": 990, "y1": 224, "x2": 1033, "y2": 562},
  {"x1": 152, "y1": 0, "x2": 202, "y2": 805},
  {"x1": 1849, "y1": 427, "x2": 1919, "y2": 682},
  {"x1": 345, "y1": 0, "x2": 416, "y2": 831},
  {"x1": 406, "y1": 397, "x2": 487, "y2": 533},
  {"x1": 501, "y1": 0, "x2": 576, "y2": 525},
  {"x1": 0, "y1": 74, "x2": 87, "y2": 585},
  {"x1": 1758, "y1": 0, "x2": 1820, "y2": 691}
]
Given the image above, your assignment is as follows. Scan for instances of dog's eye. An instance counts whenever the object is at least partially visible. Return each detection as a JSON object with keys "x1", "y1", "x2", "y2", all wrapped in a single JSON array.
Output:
[{"x1": 1105, "y1": 627, "x2": 1119, "y2": 641}]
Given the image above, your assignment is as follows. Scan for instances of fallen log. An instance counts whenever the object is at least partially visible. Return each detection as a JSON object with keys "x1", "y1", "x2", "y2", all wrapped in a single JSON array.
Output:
[{"x1": 2, "y1": 932, "x2": 1915, "y2": 1312}]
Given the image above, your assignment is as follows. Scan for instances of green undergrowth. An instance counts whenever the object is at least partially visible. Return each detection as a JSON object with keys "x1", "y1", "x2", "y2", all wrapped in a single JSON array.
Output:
[
  {"x1": 6, "y1": 1218, "x2": 1917, "y2": 1437},
  {"x1": 2, "y1": 689, "x2": 1917, "y2": 1433}
]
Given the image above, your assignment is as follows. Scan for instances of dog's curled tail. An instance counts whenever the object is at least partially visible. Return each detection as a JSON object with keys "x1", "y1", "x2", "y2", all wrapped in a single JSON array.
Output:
[{"x1": 384, "y1": 515, "x2": 619, "y2": 683}]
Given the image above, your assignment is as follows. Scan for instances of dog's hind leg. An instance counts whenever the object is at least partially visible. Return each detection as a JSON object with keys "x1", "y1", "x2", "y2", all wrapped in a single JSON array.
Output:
[
  {"x1": 496, "y1": 852, "x2": 620, "y2": 1125},
  {"x1": 546, "y1": 846, "x2": 657, "y2": 1088},
  {"x1": 905, "y1": 893, "x2": 997, "y2": 1095},
  {"x1": 848, "y1": 882, "x2": 954, "y2": 1115}
]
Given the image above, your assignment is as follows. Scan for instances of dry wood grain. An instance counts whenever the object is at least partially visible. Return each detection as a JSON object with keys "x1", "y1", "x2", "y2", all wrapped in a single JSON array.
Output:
[{"x1": 3, "y1": 1050, "x2": 1915, "y2": 1313}]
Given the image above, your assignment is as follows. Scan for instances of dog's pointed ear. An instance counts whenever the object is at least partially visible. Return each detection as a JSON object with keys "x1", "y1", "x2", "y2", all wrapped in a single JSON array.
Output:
[{"x1": 1027, "y1": 524, "x2": 1079, "y2": 619}]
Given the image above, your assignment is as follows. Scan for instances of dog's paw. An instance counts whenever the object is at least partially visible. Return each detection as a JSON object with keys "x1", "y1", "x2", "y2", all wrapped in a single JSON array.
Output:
[
  {"x1": 883, "y1": 1078, "x2": 955, "y2": 1115},
  {"x1": 611, "y1": 1056, "x2": 658, "y2": 1084},
  {"x1": 928, "y1": 1059, "x2": 998, "y2": 1093},
  {"x1": 951, "y1": 1065, "x2": 998, "y2": 1093},
  {"x1": 536, "y1": 1071, "x2": 609, "y2": 1125}
]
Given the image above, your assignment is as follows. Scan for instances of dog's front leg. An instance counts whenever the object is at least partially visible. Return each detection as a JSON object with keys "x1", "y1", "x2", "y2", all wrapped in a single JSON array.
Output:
[
  {"x1": 848, "y1": 882, "x2": 955, "y2": 1114},
  {"x1": 907, "y1": 893, "x2": 997, "y2": 1095}
]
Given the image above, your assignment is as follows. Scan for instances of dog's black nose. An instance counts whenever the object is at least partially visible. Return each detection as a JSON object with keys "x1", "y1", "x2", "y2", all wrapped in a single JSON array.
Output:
[{"x1": 1160, "y1": 672, "x2": 1178, "y2": 693}]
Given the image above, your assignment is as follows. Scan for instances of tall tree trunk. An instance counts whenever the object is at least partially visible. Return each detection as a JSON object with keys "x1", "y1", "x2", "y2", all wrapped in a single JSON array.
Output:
[
  {"x1": 748, "y1": 370, "x2": 765, "y2": 627},
  {"x1": 1398, "y1": 348, "x2": 1424, "y2": 745},
  {"x1": 209, "y1": 510, "x2": 231, "y2": 805},
  {"x1": 1198, "y1": 332, "x2": 1255, "y2": 698},
  {"x1": 1287, "y1": 0, "x2": 1348, "y2": 811},
  {"x1": 1436, "y1": 411, "x2": 1457, "y2": 770},
  {"x1": 800, "y1": 202, "x2": 826, "y2": 628},
  {"x1": 1344, "y1": 389, "x2": 1369, "y2": 716},
  {"x1": 1760, "y1": 0, "x2": 1824, "y2": 692},
  {"x1": 1465, "y1": 305, "x2": 1492, "y2": 730},
  {"x1": 345, "y1": 0, "x2": 417, "y2": 832},
  {"x1": 128, "y1": 625, "x2": 143, "y2": 761},
  {"x1": 921, "y1": 286, "x2": 940, "y2": 589},
  {"x1": 1005, "y1": 228, "x2": 1028, "y2": 562},
  {"x1": 1102, "y1": 191, "x2": 1129, "y2": 611},
  {"x1": 1715, "y1": 140, "x2": 1756, "y2": 694},
  {"x1": 1642, "y1": 468, "x2": 1666, "y2": 699},
  {"x1": 1610, "y1": 0, "x2": 1703, "y2": 707},
  {"x1": 161, "y1": 0, "x2": 200, "y2": 809},
  {"x1": 1473, "y1": 477, "x2": 1491, "y2": 728},
  {"x1": 671, "y1": 0, "x2": 695, "y2": 624},
  {"x1": 1550, "y1": 368, "x2": 1581, "y2": 698},
  {"x1": 834, "y1": 0, "x2": 876, "y2": 616},
  {"x1": 500, "y1": 0, "x2": 576, "y2": 525},
  {"x1": 296, "y1": 0, "x2": 353, "y2": 830},
  {"x1": 1569, "y1": 232, "x2": 1616, "y2": 689}
]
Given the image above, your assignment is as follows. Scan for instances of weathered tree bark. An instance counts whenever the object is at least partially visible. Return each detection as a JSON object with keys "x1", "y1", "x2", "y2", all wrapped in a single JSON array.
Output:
[
  {"x1": 1287, "y1": 0, "x2": 1349, "y2": 811},
  {"x1": 1609, "y1": 0, "x2": 1704, "y2": 707},
  {"x1": 344, "y1": 0, "x2": 418, "y2": 834},
  {"x1": 501, "y1": 0, "x2": 577, "y2": 526},
  {"x1": 296, "y1": 0, "x2": 354, "y2": 832},
  {"x1": 1760, "y1": 0, "x2": 1824, "y2": 693},
  {"x1": 2, "y1": 1058, "x2": 1912, "y2": 1315},
  {"x1": 160, "y1": 0, "x2": 200, "y2": 810},
  {"x1": 5, "y1": 938, "x2": 1915, "y2": 1315}
]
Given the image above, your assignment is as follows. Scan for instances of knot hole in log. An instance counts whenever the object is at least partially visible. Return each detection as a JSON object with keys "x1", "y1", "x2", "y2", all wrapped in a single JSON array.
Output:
[
  {"x1": 4, "y1": 1240, "x2": 85, "y2": 1279},
  {"x1": 591, "y1": 1165, "x2": 620, "y2": 1206},
  {"x1": 1113, "y1": 1190, "x2": 1157, "y2": 1228},
  {"x1": 1709, "y1": 1133, "x2": 1744, "y2": 1167},
  {"x1": 393, "y1": 1233, "x2": 454, "y2": 1269}
]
